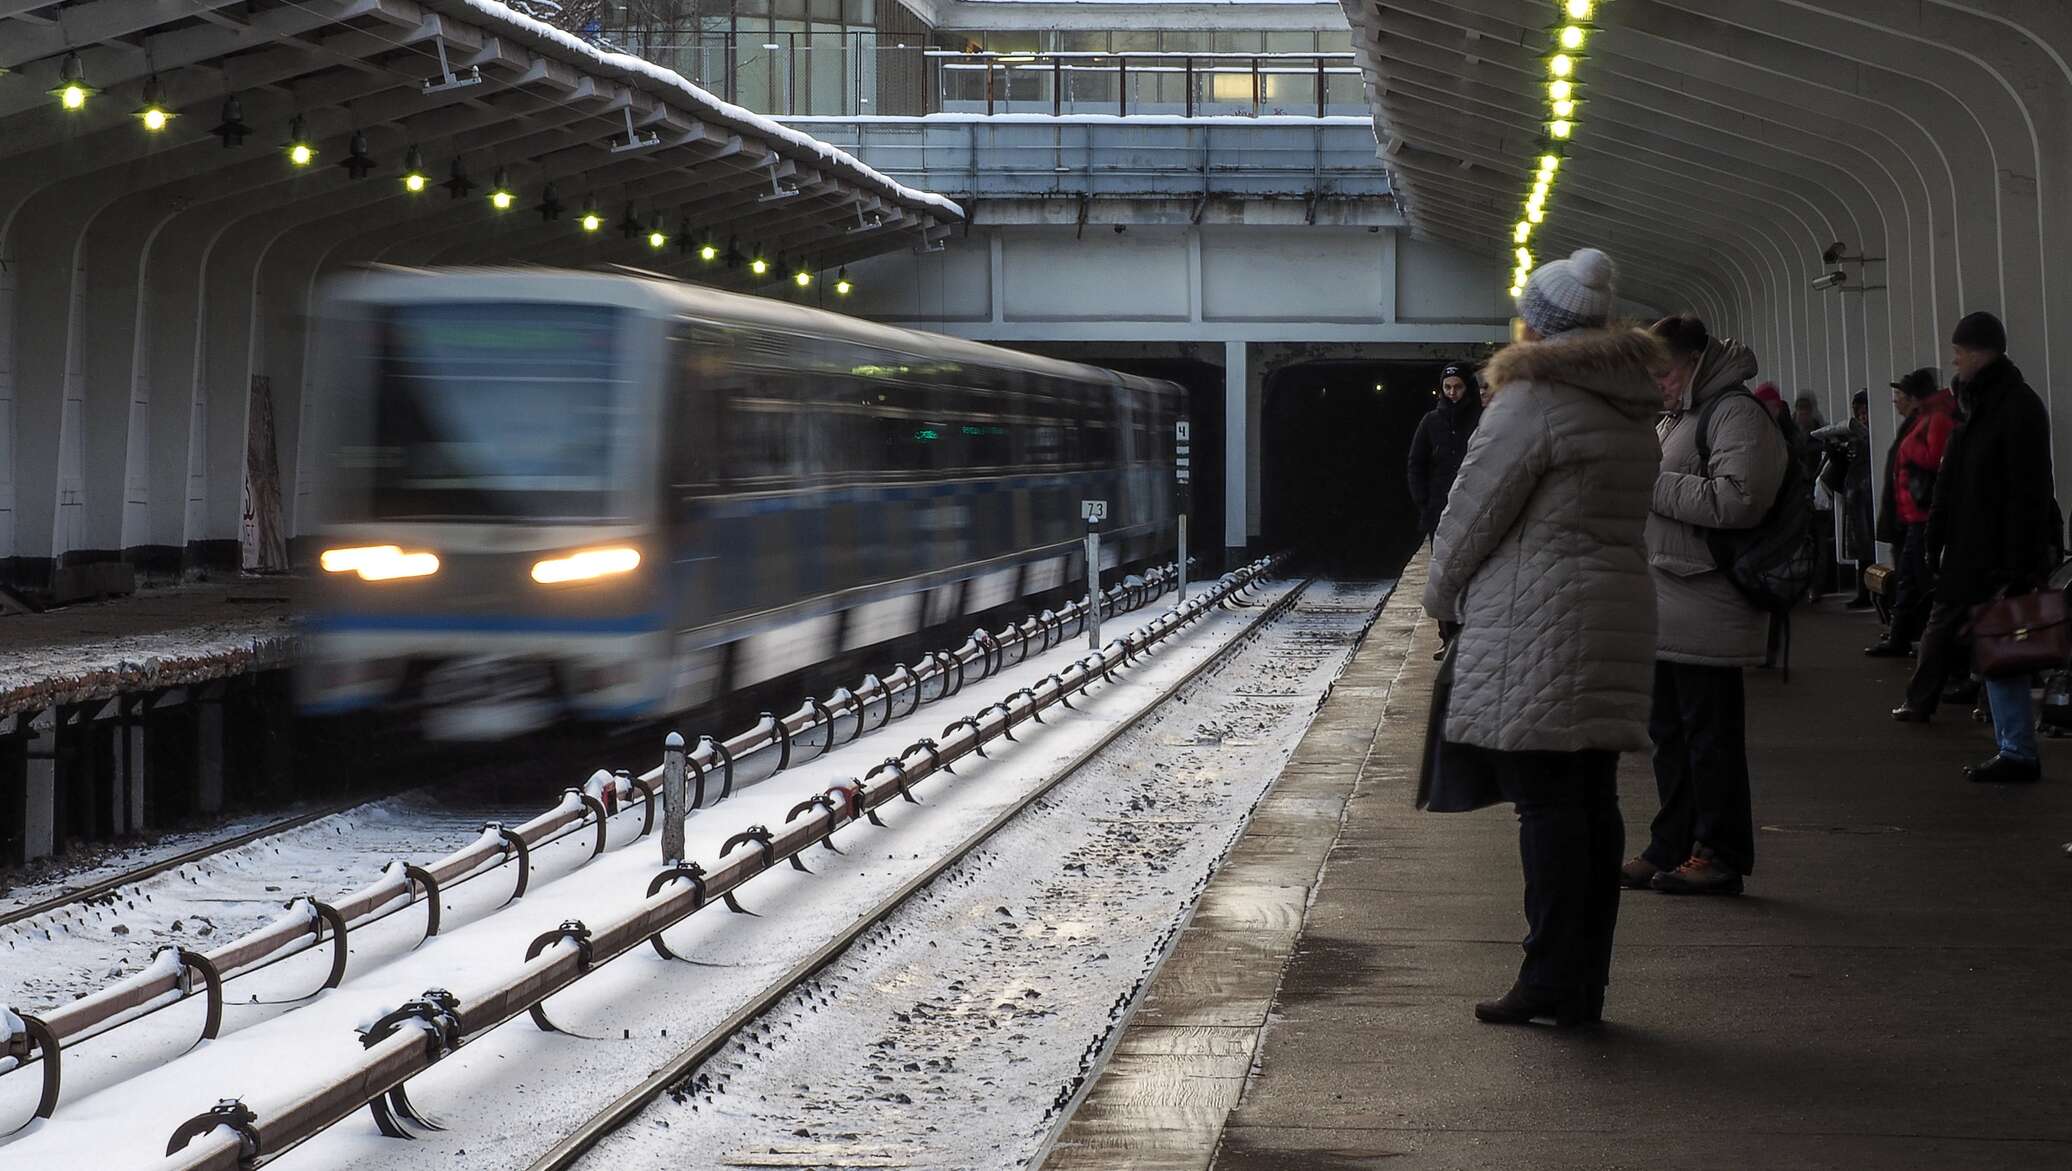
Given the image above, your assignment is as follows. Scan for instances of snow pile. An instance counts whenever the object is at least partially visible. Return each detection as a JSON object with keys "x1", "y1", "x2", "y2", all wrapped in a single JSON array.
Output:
[{"x1": 445, "y1": 0, "x2": 962, "y2": 219}]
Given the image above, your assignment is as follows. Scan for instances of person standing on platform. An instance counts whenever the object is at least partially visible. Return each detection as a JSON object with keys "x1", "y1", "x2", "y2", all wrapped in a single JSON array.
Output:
[
  {"x1": 1422, "y1": 247, "x2": 1664, "y2": 1027},
  {"x1": 1866, "y1": 369, "x2": 1957, "y2": 658},
  {"x1": 1893, "y1": 313, "x2": 2058, "y2": 785},
  {"x1": 1794, "y1": 394, "x2": 1836, "y2": 598},
  {"x1": 1625, "y1": 315, "x2": 1788, "y2": 897},
  {"x1": 1814, "y1": 393, "x2": 1877, "y2": 608},
  {"x1": 1407, "y1": 364, "x2": 1483, "y2": 542}
]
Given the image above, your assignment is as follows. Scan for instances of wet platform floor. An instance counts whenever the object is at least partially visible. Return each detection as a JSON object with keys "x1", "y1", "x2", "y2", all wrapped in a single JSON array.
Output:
[{"x1": 1044, "y1": 554, "x2": 2072, "y2": 1169}]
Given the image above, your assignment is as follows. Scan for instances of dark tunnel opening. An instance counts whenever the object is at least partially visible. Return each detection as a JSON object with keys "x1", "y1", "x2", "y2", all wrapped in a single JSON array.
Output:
[{"x1": 1263, "y1": 359, "x2": 1451, "y2": 576}]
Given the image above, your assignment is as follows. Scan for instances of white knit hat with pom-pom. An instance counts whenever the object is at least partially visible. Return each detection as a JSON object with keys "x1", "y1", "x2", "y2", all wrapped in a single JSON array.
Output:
[{"x1": 1517, "y1": 247, "x2": 1617, "y2": 338}]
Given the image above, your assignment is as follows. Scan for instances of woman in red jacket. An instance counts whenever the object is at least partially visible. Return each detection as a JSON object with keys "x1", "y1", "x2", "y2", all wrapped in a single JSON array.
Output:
[{"x1": 1871, "y1": 368, "x2": 1958, "y2": 658}]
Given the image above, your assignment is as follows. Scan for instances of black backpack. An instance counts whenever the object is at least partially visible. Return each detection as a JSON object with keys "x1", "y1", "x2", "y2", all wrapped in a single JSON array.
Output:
[{"x1": 1693, "y1": 388, "x2": 1819, "y2": 618}]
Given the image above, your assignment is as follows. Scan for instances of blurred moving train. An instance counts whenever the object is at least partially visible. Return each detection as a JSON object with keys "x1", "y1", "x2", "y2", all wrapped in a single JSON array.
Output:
[{"x1": 300, "y1": 267, "x2": 1182, "y2": 739}]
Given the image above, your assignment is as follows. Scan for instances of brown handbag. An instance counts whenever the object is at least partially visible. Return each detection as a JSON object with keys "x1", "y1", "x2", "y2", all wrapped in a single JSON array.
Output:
[
  {"x1": 1862, "y1": 562, "x2": 1896, "y2": 600},
  {"x1": 1969, "y1": 590, "x2": 2072, "y2": 678}
]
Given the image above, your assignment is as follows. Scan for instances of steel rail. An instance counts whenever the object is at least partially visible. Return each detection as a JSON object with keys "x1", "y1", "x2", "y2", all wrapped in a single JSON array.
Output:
[
  {"x1": 527, "y1": 571, "x2": 1314, "y2": 1171},
  {"x1": 0, "y1": 563, "x2": 1183, "y2": 1130},
  {"x1": 145, "y1": 558, "x2": 1280, "y2": 1171},
  {"x1": 0, "y1": 802, "x2": 364, "y2": 929}
]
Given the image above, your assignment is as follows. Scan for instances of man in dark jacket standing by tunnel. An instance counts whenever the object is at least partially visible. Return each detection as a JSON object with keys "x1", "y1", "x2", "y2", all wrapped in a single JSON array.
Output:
[
  {"x1": 1407, "y1": 364, "x2": 1482, "y2": 539},
  {"x1": 1893, "y1": 312, "x2": 2059, "y2": 783}
]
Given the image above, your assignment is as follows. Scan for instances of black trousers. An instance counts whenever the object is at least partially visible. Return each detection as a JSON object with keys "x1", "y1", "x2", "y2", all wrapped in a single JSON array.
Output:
[
  {"x1": 1889, "y1": 522, "x2": 1934, "y2": 646},
  {"x1": 1645, "y1": 660, "x2": 1755, "y2": 875},
  {"x1": 1905, "y1": 596, "x2": 1973, "y2": 714},
  {"x1": 1488, "y1": 749, "x2": 1623, "y2": 994}
]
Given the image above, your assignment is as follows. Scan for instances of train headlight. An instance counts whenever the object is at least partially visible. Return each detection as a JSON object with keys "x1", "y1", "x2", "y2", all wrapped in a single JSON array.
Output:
[
  {"x1": 531, "y1": 546, "x2": 641, "y2": 585},
  {"x1": 320, "y1": 545, "x2": 440, "y2": 581}
]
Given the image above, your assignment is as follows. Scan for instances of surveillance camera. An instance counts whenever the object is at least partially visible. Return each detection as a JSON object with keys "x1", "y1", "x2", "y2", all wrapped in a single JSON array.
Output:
[
  {"x1": 1821, "y1": 243, "x2": 1846, "y2": 265},
  {"x1": 1811, "y1": 271, "x2": 1847, "y2": 290}
]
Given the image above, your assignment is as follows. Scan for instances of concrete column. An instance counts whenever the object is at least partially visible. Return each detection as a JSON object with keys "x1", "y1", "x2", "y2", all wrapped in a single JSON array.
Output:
[
  {"x1": 1224, "y1": 340, "x2": 1247, "y2": 564},
  {"x1": 196, "y1": 692, "x2": 225, "y2": 815},
  {"x1": 126, "y1": 709, "x2": 146, "y2": 834},
  {"x1": 24, "y1": 706, "x2": 56, "y2": 863}
]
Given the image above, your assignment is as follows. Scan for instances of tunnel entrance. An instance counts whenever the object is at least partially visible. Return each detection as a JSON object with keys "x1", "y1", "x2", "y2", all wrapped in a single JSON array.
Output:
[
  {"x1": 1262, "y1": 359, "x2": 1450, "y2": 575},
  {"x1": 1089, "y1": 357, "x2": 1229, "y2": 574}
]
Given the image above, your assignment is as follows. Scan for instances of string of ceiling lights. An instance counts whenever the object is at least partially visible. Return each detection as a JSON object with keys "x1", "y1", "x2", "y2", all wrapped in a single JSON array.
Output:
[
  {"x1": 35, "y1": 48, "x2": 856, "y2": 298},
  {"x1": 1509, "y1": 0, "x2": 1598, "y2": 300}
]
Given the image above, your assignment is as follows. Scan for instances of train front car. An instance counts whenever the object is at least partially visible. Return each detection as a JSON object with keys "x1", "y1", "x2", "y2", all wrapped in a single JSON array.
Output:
[{"x1": 300, "y1": 271, "x2": 671, "y2": 739}]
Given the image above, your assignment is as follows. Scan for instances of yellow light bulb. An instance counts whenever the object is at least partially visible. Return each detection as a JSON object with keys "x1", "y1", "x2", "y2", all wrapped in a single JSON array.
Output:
[
  {"x1": 289, "y1": 143, "x2": 314, "y2": 166},
  {"x1": 794, "y1": 271, "x2": 812, "y2": 287},
  {"x1": 835, "y1": 278, "x2": 853, "y2": 296},
  {"x1": 1550, "y1": 80, "x2": 1573, "y2": 101},
  {"x1": 1567, "y1": 0, "x2": 1594, "y2": 20},
  {"x1": 1548, "y1": 54, "x2": 1574, "y2": 78},
  {"x1": 61, "y1": 84, "x2": 87, "y2": 110},
  {"x1": 141, "y1": 107, "x2": 168, "y2": 131},
  {"x1": 1533, "y1": 179, "x2": 1550, "y2": 198},
  {"x1": 750, "y1": 258, "x2": 768, "y2": 275},
  {"x1": 490, "y1": 190, "x2": 514, "y2": 210},
  {"x1": 699, "y1": 243, "x2": 717, "y2": 261},
  {"x1": 1553, "y1": 99, "x2": 1576, "y2": 117},
  {"x1": 1514, "y1": 221, "x2": 1532, "y2": 243},
  {"x1": 580, "y1": 212, "x2": 602, "y2": 232},
  {"x1": 1559, "y1": 26, "x2": 1587, "y2": 51},
  {"x1": 1510, "y1": 285, "x2": 1524, "y2": 298},
  {"x1": 1540, "y1": 153, "x2": 1561, "y2": 173},
  {"x1": 648, "y1": 230, "x2": 667, "y2": 249},
  {"x1": 404, "y1": 173, "x2": 427, "y2": 193},
  {"x1": 1516, "y1": 248, "x2": 1533, "y2": 267},
  {"x1": 1528, "y1": 207, "x2": 1545, "y2": 224},
  {"x1": 1551, "y1": 119, "x2": 1574, "y2": 139}
]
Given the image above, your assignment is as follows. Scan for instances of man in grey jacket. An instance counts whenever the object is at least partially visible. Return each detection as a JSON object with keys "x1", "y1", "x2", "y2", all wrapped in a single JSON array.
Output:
[{"x1": 1627, "y1": 315, "x2": 1789, "y2": 897}]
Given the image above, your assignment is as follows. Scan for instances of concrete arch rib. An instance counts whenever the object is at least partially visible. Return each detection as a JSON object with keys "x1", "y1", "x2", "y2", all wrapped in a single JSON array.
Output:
[{"x1": 1358, "y1": 14, "x2": 1853, "y2": 394}]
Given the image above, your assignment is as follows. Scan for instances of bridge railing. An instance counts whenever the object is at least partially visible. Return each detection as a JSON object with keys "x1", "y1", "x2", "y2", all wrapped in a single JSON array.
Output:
[
  {"x1": 604, "y1": 34, "x2": 1368, "y2": 120},
  {"x1": 778, "y1": 117, "x2": 1392, "y2": 201}
]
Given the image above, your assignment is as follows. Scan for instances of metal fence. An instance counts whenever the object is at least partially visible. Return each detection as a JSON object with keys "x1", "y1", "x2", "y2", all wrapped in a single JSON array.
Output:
[
  {"x1": 630, "y1": 35, "x2": 1366, "y2": 119},
  {"x1": 784, "y1": 118, "x2": 1392, "y2": 200}
]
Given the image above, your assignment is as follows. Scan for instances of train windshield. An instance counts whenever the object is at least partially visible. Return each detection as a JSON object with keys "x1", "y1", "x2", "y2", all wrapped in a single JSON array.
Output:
[{"x1": 367, "y1": 302, "x2": 631, "y2": 521}]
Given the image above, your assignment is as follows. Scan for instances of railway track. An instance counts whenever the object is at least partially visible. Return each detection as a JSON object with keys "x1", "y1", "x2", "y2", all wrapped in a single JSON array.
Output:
[
  {"x1": 527, "y1": 574, "x2": 1319, "y2": 1171},
  {"x1": 0, "y1": 562, "x2": 1217, "y2": 1160}
]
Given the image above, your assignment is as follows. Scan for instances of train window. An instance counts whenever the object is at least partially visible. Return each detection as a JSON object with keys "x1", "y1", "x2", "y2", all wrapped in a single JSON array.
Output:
[
  {"x1": 1024, "y1": 423, "x2": 1065, "y2": 465},
  {"x1": 726, "y1": 401, "x2": 801, "y2": 482},
  {"x1": 368, "y1": 301, "x2": 629, "y2": 520}
]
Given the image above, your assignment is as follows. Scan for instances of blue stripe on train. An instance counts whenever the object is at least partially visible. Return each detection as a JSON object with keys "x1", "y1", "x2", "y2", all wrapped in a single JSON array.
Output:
[{"x1": 305, "y1": 613, "x2": 664, "y2": 635}]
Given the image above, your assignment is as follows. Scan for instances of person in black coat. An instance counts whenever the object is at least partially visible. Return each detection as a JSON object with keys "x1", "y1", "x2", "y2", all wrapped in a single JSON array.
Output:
[
  {"x1": 1407, "y1": 364, "x2": 1482, "y2": 538},
  {"x1": 1893, "y1": 312, "x2": 2059, "y2": 784}
]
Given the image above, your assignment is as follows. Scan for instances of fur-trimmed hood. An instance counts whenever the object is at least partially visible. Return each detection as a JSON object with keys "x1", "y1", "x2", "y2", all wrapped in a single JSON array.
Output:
[{"x1": 1481, "y1": 327, "x2": 1666, "y2": 421}]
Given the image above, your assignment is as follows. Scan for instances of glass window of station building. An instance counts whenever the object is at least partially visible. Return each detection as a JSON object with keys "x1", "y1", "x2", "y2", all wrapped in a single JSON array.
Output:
[{"x1": 597, "y1": 2, "x2": 1362, "y2": 118}]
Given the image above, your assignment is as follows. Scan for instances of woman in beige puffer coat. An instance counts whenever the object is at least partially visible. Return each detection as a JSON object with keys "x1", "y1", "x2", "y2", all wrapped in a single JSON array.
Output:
[
  {"x1": 1631, "y1": 316, "x2": 1788, "y2": 899},
  {"x1": 1422, "y1": 246, "x2": 1664, "y2": 1029}
]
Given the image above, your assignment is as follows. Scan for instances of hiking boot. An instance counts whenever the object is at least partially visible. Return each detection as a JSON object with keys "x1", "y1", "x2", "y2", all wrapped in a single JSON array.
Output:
[
  {"x1": 1864, "y1": 640, "x2": 1912, "y2": 658},
  {"x1": 1474, "y1": 981, "x2": 1592, "y2": 1028},
  {"x1": 1650, "y1": 849, "x2": 1744, "y2": 896},
  {"x1": 1619, "y1": 857, "x2": 1661, "y2": 890},
  {"x1": 1965, "y1": 754, "x2": 2042, "y2": 784}
]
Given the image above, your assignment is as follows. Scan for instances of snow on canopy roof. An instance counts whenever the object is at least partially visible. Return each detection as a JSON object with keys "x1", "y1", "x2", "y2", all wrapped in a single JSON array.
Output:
[{"x1": 443, "y1": 0, "x2": 963, "y2": 221}]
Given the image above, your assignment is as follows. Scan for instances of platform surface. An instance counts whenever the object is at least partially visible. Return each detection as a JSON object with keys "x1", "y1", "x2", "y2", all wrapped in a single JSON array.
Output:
[
  {"x1": 1045, "y1": 556, "x2": 2072, "y2": 1170},
  {"x1": 0, "y1": 582, "x2": 296, "y2": 718}
]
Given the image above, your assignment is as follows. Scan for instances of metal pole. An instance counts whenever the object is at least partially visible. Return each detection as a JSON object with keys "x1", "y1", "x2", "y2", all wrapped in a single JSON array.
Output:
[
  {"x1": 1177, "y1": 514, "x2": 1189, "y2": 604},
  {"x1": 1053, "y1": 53, "x2": 1062, "y2": 116},
  {"x1": 661, "y1": 732, "x2": 686, "y2": 863},
  {"x1": 1086, "y1": 521, "x2": 1103, "y2": 649},
  {"x1": 1316, "y1": 56, "x2": 1326, "y2": 118},
  {"x1": 1117, "y1": 56, "x2": 1126, "y2": 117}
]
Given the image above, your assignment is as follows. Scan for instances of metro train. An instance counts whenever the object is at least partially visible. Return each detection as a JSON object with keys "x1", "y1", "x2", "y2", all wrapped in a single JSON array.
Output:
[{"x1": 299, "y1": 267, "x2": 1182, "y2": 739}]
